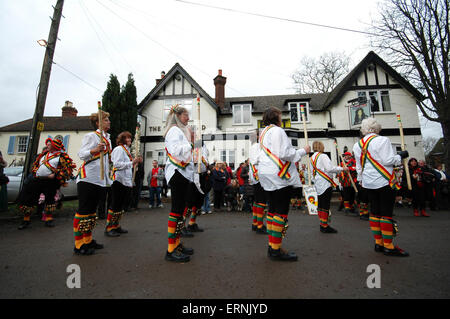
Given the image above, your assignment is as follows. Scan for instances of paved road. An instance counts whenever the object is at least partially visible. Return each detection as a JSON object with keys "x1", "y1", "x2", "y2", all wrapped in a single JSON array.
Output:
[{"x1": 0, "y1": 200, "x2": 449, "y2": 299}]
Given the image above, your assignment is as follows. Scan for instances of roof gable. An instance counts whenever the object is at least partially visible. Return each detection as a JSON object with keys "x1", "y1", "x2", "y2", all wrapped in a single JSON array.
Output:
[
  {"x1": 323, "y1": 51, "x2": 425, "y2": 108},
  {"x1": 0, "y1": 116, "x2": 92, "y2": 132},
  {"x1": 138, "y1": 63, "x2": 219, "y2": 113}
]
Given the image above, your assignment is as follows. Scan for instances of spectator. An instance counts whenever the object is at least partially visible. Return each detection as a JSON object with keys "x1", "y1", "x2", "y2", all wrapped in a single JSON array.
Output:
[
  {"x1": 161, "y1": 164, "x2": 168, "y2": 198},
  {"x1": 418, "y1": 160, "x2": 437, "y2": 211},
  {"x1": 129, "y1": 161, "x2": 144, "y2": 210},
  {"x1": 147, "y1": 160, "x2": 164, "y2": 208},
  {"x1": 409, "y1": 158, "x2": 429, "y2": 217},
  {"x1": 242, "y1": 177, "x2": 254, "y2": 212},
  {"x1": 0, "y1": 151, "x2": 8, "y2": 212},
  {"x1": 434, "y1": 163, "x2": 449, "y2": 210},
  {"x1": 211, "y1": 161, "x2": 228, "y2": 212},
  {"x1": 224, "y1": 179, "x2": 240, "y2": 212},
  {"x1": 225, "y1": 162, "x2": 233, "y2": 185}
]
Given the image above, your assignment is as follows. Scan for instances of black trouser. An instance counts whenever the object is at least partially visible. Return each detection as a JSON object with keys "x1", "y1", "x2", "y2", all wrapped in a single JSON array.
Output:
[
  {"x1": 187, "y1": 182, "x2": 205, "y2": 209},
  {"x1": 342, "y1": 186, "x2": 356, "y2": 206},
  {"x1": 357, "y1": 185, "x2": 369, "y2": 203},
  {"x1": 267, "y1": 186, "x2": 292, "y2": 215},
  {"x1": 18, "y1": 177, "x2": 59, "y2": 208},
  {"x1": 97, "y1": 186, "x2": 112, "y2": 218},
  {"x1": 130, "y1": 179, "x2": 143, "y2": 208},
  {"x1": 111, "y1": 181, "x2": 132, "y2": 212},
  {"x1": 169, "y1": 170, "x2": 191, "y2": 215},
  {"x1": 214, "y1": 190, "x2": 224, "y2": 209},
  {"x1": 367, "y1": 185, "x2": 395, "y2": 218},
  {"x1": 77, "y1": 181, "x2": 106, "y2": 214},
  {"x1": 254, "y1": 183, "x2": 268, "y2": 205},
  {"x1": 412, "y1": 185, "x2": 426, "y2": 210},
  {"x1": 318, "y1": 187, "x2": 333, "y2": 211}
]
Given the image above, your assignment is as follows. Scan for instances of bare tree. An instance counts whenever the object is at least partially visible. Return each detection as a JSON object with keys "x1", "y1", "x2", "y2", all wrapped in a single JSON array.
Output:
[
  {"x1": 291, "y1": 51, "x2": 351, "y2": 94},
  {"x1": 422, "y1": 135, "x2": 440, "y2": 155},
  {"x1": 370, "y1": 0, "x2": 449, "y2": 172}
]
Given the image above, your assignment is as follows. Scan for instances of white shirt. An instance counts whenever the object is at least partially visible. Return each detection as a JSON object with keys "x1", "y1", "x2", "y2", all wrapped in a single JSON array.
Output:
[
  {"x1": 111, "y1": 145, "x2": 134, "y2": 188},
  {"x1": 258, "y1": 125, "x2": 307, "y2": 191},
  {"x1": 76, "y1": 130, "x2": 112, "y2": 187},
  {"x1": 248, "y1": 142, "x2": 261, "y2": 185},
  {"x1": 193, "y1": 145, "x2": 209, "y2": 174},
  {"x1": 36, "y1": 152, "x2": 60, "y2": 177},
  {"x1": 309, "y1": 152, "x2": 343, "y2": 196},
  {"x1": 353, "y1": 133, "x2": 402, "y2": 190},
  {"x1": 164, "y1": 126, "x2": 194, "y2": 184}
]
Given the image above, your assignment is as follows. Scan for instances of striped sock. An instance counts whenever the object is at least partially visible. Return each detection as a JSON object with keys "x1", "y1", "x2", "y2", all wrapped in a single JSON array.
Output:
[
  {"x1": 73, "y1": 212, "x2": 96, "y2": 249},
  {"x1": 188, "y1": 207, "x2": 198, "y2": 226},
  {"x1": 266, "y1": 212, "x2": 274, "y2": 248},
  {"x1": 271, "y1": 214, "x2": 287, "y2": 250},
  {"x1": 44, "y1": 204, "x2": 56, "y2": 221},
  {"x1": 252, "y1": 205, "x2": 258, "y2": 227},
  {"x1": 369, "y1": 215, "x2": 383, "y2": 246},
  {"x1": 105, "y1": 209, "x2": 120, "y2": 232},
  {"x1": 380, "y1": 217, "x2": 395, "y2": 249},
  {"x1": 255, "y1": 203, "x2": 265, "y2": 229},
  {"x1": 318, "y1": 208, "x2": 329, "y2": 228},
  {"x1": 344, "y1": 201, "x2": 352, "y2": 210},
  {"x1": 360, "y1": 203, "x2": 369, "y2": 216},
  {"x1": 168, "y1": 212, "x2": 182, "y2": 253},
  {"x1": 20, "y1": 205, "x2": 33, "y2": 222}
]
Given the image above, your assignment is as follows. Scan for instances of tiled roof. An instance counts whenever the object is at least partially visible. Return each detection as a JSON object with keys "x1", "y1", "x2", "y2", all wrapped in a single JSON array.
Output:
[
  {"x1": 221, "y1": 93, "x2": 329, "y2": 114},
  {"x1": 0, "y1": 116, "x2": 92, "y2": 132}
]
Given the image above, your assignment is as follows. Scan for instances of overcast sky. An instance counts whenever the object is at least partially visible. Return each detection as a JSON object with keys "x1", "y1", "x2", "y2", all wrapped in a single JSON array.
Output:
[{"x1": 0, "y1": 0, "x2": 443, "y2": 138}]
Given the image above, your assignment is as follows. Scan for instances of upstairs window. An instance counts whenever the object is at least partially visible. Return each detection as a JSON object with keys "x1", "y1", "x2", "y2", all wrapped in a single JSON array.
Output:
[
  {"x1": 232, "y1": 104, "x2": 252, "y2": 125},
  {"x1": 358, "y1": 90, "x2": 391, "y2": 112},
  {"x1": 289, "y1": 102, "x2": 309, "y2": 123}
]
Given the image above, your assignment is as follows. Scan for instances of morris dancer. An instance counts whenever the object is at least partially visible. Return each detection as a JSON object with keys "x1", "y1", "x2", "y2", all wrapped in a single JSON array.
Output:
[
  {"x1": 310, "y1": 141, "x2": 347, "y2": 233},
  {"x1": 73, "y1": 111, "x2": 112, "y2": 256},
  {"x1": 164, "y1": 105, "x2": 194, "y2": 262},
  {"x1": 353, "y1": 118, "x2": 409, "y2": 257},
  {"x1": 105, "y1": 131, "x2": 142, "y2": 237},
  {"x1": 338, "y1": 152, "x2": 358, "y2": 216},
  {"x1": 18, "y1": 138, "x2": 75, "y2": 229},
  {"x1": 248, "y1": 131, "x2": 268, "y2": 234},
  {"x1": 258, "y1": 107, "x2": 310, "y2": 261}
]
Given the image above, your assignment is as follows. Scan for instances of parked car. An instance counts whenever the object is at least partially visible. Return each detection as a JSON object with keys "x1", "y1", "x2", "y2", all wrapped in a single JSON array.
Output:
[{"x1": 4, "y1": 166, "x2": 78, "y2": 203}]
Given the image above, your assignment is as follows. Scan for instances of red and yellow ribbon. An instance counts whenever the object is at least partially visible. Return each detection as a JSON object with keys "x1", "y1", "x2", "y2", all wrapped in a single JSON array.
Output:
[
  {"x1": 165, "y1": 147, "x2": 189, "y2": 169},
  {"x1": 259, "y1": 125, "x2": 291, "y2": 180},
  {"x1": 310, "y1": 152, "x2": 337, "y2": 187}
]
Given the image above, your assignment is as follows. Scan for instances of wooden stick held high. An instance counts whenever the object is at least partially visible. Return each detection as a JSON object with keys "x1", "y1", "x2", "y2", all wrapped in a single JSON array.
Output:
[
  {"x1": 397, "y1": 114, "x2": 412, "y2": 190},
  {"x1": 98, "y1": 101, "x2": 104, "y2": 180}
]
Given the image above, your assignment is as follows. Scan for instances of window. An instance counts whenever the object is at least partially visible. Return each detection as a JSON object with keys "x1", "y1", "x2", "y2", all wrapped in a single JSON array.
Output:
[
  {"x1": 289, "y1": 102, "x2": 309, "y2": 123},
  {"x1": 163, "y1": 99, "x2": 193, "y2": 122},
  {"x1": 220, "y1": 150, "x2": 235, "y2": 167},
  {"x1": 232, "y1": 104, "x2": 252, "y2": 125},
  {"x1": 358, "y1": 90, "x2": 391, "y2": 112},
  {"x1": 17, "y1": 136, "x2": 29, "y2": 153}
]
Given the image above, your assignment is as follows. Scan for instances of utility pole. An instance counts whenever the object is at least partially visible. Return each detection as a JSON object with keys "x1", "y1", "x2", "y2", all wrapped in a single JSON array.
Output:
[{"x1": 21, "y1": 0, "x2": 64, "y2": 191}]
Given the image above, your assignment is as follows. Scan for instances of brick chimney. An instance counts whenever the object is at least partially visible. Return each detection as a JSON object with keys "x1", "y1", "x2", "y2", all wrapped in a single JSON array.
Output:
[
  {"x1": 61, "y1": 101, "x2": 78, "y2": 117},
  {"x1": 214, "y1": 69, "x2": 226, "y2": 110},
  {"x1": 156, "y1": 71, "x2": 166, "y2": 85}
]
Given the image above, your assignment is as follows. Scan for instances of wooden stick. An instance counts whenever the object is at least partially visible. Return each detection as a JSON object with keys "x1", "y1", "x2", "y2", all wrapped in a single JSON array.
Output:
[
  {"x1": 98, "y1": 101, "x2": 104, "y2": 180},
  {"x1": 196, "y1": 94, "x2": 201, "y2": 174},
  {"x1": 335, "y1": 141, "x2": 359, "y2": 193},
  {"x1": 397, "y1": 114, "x2": 412, "y2": 190},
  {"x1": 132, "y1": 124, "x2": 140, "y2": 184},
  {"x1": 301, "y1": 105, "x2": 311, "y2": 186}
]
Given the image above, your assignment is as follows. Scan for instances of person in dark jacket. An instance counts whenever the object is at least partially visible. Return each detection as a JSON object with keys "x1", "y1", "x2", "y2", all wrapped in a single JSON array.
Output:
[
  {"x1": 408, "y1": 158, "x2": 429, "y2": 217},
  {"x1": 224, "y1": 179, "x2": 240, "y2": 212},
  {"x1": 211, "y1": 162, "x2": 229, "y2": 212}
]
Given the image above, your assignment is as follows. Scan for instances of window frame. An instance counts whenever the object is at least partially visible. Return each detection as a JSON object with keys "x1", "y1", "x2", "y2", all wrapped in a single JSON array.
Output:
[
  {"x1": 358, "y1": 90, "x2": 392, "y2": 113},
  {"x1": 16, "y1": 135, "x2": 29, "y2": 154},
  {"x1": 288, "y1": 101, "x2": 310, "y2": 123},
  {"x1": 163, "y1": 99, "x2": 193, "y2": 122},
  {"x1": 232, "y1": 103, "x2": 252, "y2": 125}
]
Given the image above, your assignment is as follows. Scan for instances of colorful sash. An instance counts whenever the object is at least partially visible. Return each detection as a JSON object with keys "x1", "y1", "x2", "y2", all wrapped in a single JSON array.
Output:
[
  {"x1": 310, "y1": 152, "x2": 338, "y2": 187},
  {"x1": 111, "y1": 145, "x2": 133, "y2": 181},
  {"x1": 78, "y1": 132, "x2": 111, "y2": 179},
  {"x1": 259, "y1": 125, "x2": 291, "y2": 180},
  {"x1": 40, "y1": 152, "x2": 61, "y2": 174},
  {"x1": 165, "y1": 147, "x2": 189, "y2": 169},
  {"x1": 358, "y1": 135, "x2": 400, "y2": 190},
  {"x1": 249, "y1": 162, "x2": 259, "y2": 181}
]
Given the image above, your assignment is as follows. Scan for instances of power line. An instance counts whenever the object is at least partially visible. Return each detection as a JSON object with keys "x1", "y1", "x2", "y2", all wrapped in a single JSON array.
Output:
[
  {"x1": 53, "y1": 61, "x2": 103, "y2": 92},
  {"x1": 175, "y1": 0, "x2": 377, "y2": 36},
  {"x1": 94, "y1": 0, "x2": 248, "y2": 96}
]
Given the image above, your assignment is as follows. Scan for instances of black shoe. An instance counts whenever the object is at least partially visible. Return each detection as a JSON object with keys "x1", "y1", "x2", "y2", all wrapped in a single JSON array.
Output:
[
  {"x1": 45, "y1": 220, "x2": 55, "y2": 227},
  {"x1": 89, "y1": 240, "x2": 104, "y2": 250},
  {"x1": 181, "y1": 228, "x2": 194, "y2": 237},
  {"x1": 187, "y1": 224, "x2": 204, "y2": 232},
  {"x1": 383, "y1": 246, "x2": 409, "y2": 257},
  {"x1": 256, "y1": 225, "x2": 268, "y2": 234},
  {"x1": 104, "y1": 230, "x2": 120, "y2": 237},
  {"x1": 74, "y1": 244, "x2": 95, "y2": 256},
  {"x1": 115, "y1": 227, "x2": 128, "y2": 234},
  {"x1": 18, "y1": 221, "x2": 30, "y2": 230},
  {"x1": 268, "y1": 248, "x2": 298, "y2": 261},
  {"x1": 252, "y1": 225, "x2": 257, "y2": 231},
  {"x1": 176, "y1": 243, "x2": 194, "y2": 255},
  {"x1": 360, "y1": 214, "x2": 369, "y2": 221},
  {"x1": 165, "y1": 250, "x2": 190, "y2": 262},
  {"x1": 320, "y1": 225, "x2": 338, "y2": 233},
  {"x1": 374, "y1": 244, "x2": 384, "y2": 253}
]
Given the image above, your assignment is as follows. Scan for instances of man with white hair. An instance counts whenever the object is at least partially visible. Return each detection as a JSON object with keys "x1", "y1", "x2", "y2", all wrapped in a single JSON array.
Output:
[{"x1": 353, "y1": 117, "x2": 410, "y2": 257}]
